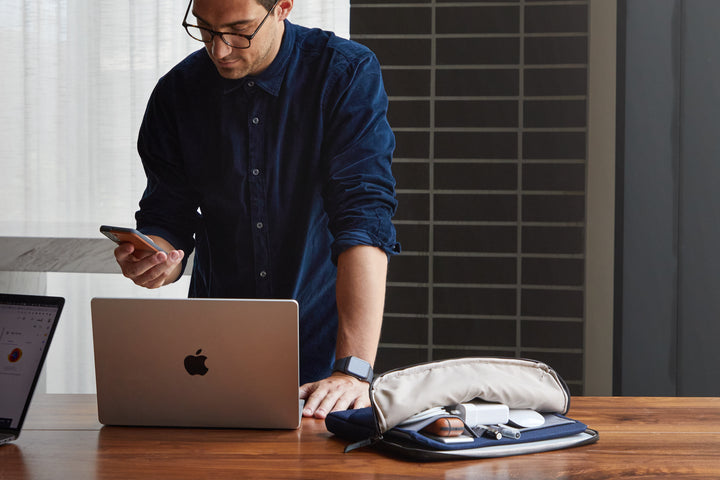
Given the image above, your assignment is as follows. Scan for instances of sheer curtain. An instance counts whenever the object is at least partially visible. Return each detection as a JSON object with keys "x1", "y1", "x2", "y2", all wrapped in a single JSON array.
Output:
[{"x1": 1, "y1": 0, "x2": 349, "y2": 393}]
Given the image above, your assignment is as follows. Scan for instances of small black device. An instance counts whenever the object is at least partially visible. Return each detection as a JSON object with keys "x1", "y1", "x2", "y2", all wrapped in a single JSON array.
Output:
[{"x1": 333, "y1": 356, "x2": 373, "y2": 383}]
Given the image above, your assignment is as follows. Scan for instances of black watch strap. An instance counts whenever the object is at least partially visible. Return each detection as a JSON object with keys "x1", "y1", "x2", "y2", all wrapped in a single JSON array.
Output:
[{"x1": 332, "y1": 356, "x2": 374, "y2": 383}]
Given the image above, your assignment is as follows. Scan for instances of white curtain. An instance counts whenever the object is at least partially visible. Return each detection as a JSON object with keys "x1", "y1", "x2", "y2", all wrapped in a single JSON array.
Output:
[{"x1": 1, "y1": 0, "x2": 349, "y2": 393}]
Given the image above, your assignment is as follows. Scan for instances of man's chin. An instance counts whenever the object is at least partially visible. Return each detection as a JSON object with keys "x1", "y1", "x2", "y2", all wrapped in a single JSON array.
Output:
[{"x1": 214, "y1": 61, "x2": 248, "y2": 80}]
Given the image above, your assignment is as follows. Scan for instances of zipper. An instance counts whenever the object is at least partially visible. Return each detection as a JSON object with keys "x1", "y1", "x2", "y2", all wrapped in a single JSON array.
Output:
[
  {"x1": 343, "y1": 433, "x2": 383, "y2": 453},
  {"x1": 344, "y1": 373, "x2": 385, "y2": 453}
]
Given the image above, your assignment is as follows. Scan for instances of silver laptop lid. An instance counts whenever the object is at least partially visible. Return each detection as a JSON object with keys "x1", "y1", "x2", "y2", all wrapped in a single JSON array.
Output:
[
  {"x1": 0, "y1": 294, "x2": 64, "y2": 444},
  {"x1": 91, "y1": 297, "x2": 300, "y2": 429}
]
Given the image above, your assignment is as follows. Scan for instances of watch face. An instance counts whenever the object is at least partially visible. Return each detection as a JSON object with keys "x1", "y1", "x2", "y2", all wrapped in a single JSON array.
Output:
[{"x1": 346, "y1": 356, "x2": 372, "y2": 379}]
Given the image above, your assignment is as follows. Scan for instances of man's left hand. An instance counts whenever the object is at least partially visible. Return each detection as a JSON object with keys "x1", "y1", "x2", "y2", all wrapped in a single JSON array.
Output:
[{"x1": 298, "y1": 372, "x2": 370, "y2": 419}]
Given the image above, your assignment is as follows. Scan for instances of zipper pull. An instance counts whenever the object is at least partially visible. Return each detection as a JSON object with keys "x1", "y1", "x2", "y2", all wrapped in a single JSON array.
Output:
[{"x1": 344, "y1": 434, "x2": 382, "y2": 453}]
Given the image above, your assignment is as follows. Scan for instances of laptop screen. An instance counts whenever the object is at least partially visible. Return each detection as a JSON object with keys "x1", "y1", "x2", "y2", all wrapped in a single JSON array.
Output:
[{"x1": 0, "y1": 294, "x2": 63, "y2": 432}]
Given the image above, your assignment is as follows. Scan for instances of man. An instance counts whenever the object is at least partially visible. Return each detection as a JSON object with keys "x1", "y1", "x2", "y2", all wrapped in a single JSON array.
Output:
[{"x1": 113, "y1": 0, "x2": 399, "y2": 420}]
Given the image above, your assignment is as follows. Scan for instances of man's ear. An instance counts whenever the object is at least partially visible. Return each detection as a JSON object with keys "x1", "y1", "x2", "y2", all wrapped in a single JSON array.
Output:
[{"x1": 274, "y1": 0, "x2": 293, "y2": 21}]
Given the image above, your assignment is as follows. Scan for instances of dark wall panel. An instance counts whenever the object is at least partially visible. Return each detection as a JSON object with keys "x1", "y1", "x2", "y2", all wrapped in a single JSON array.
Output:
[
  {"x1": 620, "y1": 0, "x2": 679, "y2": 396},
  {"x1": 677, "y1": 0, "x2": 720, "y2": 394},
  {"x1": 621, "y1": 0, "x2": 720, "y2": 395}
]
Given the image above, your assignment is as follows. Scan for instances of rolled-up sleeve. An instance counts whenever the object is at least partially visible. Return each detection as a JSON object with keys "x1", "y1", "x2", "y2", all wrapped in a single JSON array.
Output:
[{"x1": 321, "y1": 51, "x2": 401, "y2": 264}]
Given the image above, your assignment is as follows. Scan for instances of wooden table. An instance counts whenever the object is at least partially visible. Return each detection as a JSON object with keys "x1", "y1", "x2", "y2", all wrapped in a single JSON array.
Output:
[{"x1": 1, "y1": 395, "x2": 719, "y2": 479}]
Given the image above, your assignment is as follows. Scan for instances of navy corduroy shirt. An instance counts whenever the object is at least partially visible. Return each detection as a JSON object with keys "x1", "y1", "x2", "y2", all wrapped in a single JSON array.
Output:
[{"x1": 135, "y1": 21, "x2": 400, "y2": 384}]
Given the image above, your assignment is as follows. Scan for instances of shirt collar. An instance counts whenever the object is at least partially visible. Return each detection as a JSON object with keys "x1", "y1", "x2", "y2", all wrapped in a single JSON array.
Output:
[{"x1": 218, "y1": 20, "x2": 295, "y2": 97}]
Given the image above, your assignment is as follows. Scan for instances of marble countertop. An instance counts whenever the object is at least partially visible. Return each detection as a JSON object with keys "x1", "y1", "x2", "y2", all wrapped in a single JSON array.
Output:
[
  {"x1": 1, "y1": 222, "x2": 198, "y2": 274},
  {"x1": 0, "y1": 222, "x2": 119, "y2": 273}
]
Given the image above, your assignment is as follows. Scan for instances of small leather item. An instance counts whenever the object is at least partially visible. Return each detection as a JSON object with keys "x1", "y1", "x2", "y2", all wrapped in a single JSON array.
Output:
[
  {"x1": 421, "y1": 417, "x2": 465, "y2": 437},
  {"x1": 333, "y1": 356, "x2": 373, "y2": 383}
]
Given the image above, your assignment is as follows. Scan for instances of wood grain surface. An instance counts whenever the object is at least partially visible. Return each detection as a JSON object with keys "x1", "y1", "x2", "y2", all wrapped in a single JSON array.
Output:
[{"x1": 1, "y1": 395, "x2": 718, "y2": 479}]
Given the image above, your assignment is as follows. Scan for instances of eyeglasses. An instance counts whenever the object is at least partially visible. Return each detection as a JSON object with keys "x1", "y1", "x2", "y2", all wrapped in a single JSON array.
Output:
[{"x1": 182, "y1": 0, "x2": 280, "y2": 50}]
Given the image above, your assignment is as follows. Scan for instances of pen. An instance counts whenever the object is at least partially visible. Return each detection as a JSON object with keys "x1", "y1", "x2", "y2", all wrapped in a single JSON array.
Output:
[
  {"x1": 477, "y1": 425, "x2": 502, "y2": 440},
  {"x1": 496, "y1": 424, "x2": 522, "y2": 439}
]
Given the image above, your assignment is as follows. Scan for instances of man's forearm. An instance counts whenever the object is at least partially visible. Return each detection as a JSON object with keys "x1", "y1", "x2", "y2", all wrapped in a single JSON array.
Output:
[
  {"x1": 335, "y1": 245, "x2": 388, "y2": 366},
  {"x1": 297, "y1": 245, "x2": 387, "y2": 417}
]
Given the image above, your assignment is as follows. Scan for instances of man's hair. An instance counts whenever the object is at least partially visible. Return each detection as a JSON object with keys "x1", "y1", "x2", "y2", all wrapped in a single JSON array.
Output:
[{"x1": 256, "y1": 0, "x2": 277, "y2": 12}]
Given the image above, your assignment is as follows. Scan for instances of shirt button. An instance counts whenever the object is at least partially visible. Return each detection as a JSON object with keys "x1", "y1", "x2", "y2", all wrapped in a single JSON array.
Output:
[
  {"x1": 247, "y1": 81, "x2": 255, "y2": 88},
  {"x1": 259, "y1": 271, "x2": 267, "y2": 278},
  {"x1": 251, "y1": 117, "x2": 260, "y2": 125},
  {"x1": 252, "y1": 168, "x2": 260, "y2": 176},
  {"x1": 256, "y1": 222, "x2": 263, "y2": 229}
]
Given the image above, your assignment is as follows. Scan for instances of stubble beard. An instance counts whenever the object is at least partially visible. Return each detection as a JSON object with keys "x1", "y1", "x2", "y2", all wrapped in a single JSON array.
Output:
[{"x1": 210, "y1": 30, "x2": 278, "y2": 80}]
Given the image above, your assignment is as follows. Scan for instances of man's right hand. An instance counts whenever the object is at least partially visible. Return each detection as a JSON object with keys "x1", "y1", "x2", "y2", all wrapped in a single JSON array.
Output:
[{"x1": 114, "y1": 237, "x2": 184, "y2": 289}]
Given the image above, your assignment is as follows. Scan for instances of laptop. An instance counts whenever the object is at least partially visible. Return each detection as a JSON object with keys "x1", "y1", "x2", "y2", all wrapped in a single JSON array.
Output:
[
  {"x1": 0, "y1": 293, "x2": 64, "y2": 445},
  {"x1": 90, "y1": 297, "x2": 301, "y2": 429}
]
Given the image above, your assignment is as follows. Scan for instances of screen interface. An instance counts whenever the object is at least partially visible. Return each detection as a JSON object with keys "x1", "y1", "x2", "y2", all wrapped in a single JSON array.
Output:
[{"x1": 0, "y1": 302, "x2": 58, "y2": 430}]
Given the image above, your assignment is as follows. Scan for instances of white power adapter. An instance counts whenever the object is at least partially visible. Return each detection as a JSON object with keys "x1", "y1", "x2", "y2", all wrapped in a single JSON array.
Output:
[{"x1": 452, "y1": 401, "x2": 509, "y2": 427}]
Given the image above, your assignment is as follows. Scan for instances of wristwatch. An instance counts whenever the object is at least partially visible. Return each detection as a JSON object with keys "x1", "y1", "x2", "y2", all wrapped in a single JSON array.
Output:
[{"x1": 332, "y1": 356, "x2": 374, "y2": 383}]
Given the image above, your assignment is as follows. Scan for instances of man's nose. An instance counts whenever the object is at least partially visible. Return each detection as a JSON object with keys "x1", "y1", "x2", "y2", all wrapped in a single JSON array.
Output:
[{"x1": 211, "y1": 35, "x2": 232, "y2": 58}]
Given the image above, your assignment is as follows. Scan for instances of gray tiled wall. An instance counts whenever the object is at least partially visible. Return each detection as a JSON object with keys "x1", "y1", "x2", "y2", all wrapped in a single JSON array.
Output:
[{"x1": 351, "y1": 0, "x2": 588, "y2": 394}]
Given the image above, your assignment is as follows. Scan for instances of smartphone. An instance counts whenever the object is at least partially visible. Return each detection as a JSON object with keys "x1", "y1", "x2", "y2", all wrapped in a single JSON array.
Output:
[{"x1": 100, "y1": 225, "x2": 166, "y2": 254}]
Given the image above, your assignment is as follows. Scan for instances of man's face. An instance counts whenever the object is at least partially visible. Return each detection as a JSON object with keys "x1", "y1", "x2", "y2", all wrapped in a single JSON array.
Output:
[{"x1": 191, "y1": 0, "x2": 286, "y2": 79}]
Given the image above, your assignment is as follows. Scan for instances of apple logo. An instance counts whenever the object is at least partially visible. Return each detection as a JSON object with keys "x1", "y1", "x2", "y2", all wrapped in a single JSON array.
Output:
[{"x1": 184, "y1": 349, "x2": 209, "y2": 376}]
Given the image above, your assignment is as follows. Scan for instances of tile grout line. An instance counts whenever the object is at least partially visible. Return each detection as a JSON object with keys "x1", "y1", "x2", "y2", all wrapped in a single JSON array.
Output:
[{"x1": 427, "y1": 0, "x2": 437, "y2": 362}]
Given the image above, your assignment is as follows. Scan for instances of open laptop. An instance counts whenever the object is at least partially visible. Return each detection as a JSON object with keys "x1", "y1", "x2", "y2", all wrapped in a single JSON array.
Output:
[
  {"x1": 90, "y1": 297, "x2": 300, "y2": 429},
  {"x1": 0, "y1": 293, "x2": 64, "y2": 445}
]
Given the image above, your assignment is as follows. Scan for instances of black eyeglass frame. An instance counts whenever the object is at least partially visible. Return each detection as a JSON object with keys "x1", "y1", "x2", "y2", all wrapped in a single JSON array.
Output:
[{"x1": 182, "y1": 0, "x2": 280, "y2": 50}]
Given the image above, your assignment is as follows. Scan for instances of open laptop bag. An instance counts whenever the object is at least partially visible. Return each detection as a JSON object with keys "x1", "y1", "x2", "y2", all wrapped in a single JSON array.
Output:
[{"x1": 325, "y1": 357, "x2": 599, "y2": 461}]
